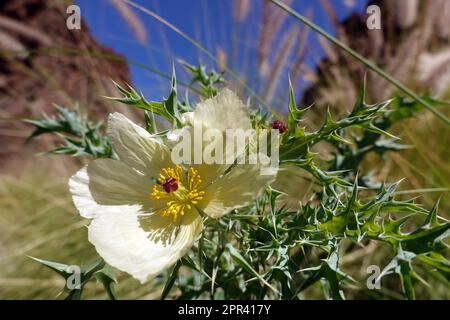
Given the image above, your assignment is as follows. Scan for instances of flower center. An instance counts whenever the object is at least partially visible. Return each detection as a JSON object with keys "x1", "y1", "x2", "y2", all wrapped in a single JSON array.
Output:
[
  {"x1": 150, "y1": 165, "x2": 205, "y2": 221},
  {"x1": 162, "y1": 177, "x2": 178, "y2": 193}
]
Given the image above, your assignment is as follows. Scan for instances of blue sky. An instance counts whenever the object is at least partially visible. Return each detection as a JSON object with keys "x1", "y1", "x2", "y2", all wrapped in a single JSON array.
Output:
[{"x1": 76, "y1": 0, "x2": 367, "y2": 102}]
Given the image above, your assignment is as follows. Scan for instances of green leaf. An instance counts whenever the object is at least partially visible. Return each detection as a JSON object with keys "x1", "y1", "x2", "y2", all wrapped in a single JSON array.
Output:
[
  {"x1": 179, "y1": 59, "x2": 225, "y2": 97},
  {"x1": 417, "y1": 252, "x2": 450, "y2": 283},
  {"x1": 24, "y1": 105, "x2": 115, "y2": 159},
  {"x1": 287, "y1": 78, "x2": 307, "y2": 137},
  {"x1": 29, "y1": 257, "x2": 117, "y2": 300},
  {"x1": 81, "y1": 258, "x2": 106, "y2": 278},
  {"x1": 108, "y1": 81, "x2": 171, "y2": 120},
  {"x1": 379, "y1": 246, "x2": 417, "y2": 300},
  {"x1": 94, "y1": 264, "x2": 117, "y2": 300},
  {"x1": 400, "y1": 200, "x2": 450, "y2": 254},
  {"x1": 144, "y1": 110, "x2": 157, "y2": 134},
  {"x1": 162, "y1": 65, "x2": 182, "y2": 127},
  {"x1": 297, "y1": 245, "x2": 350, "y2": 300},
  {"x1": 161, "y1": 260, "x2": 182, "y2": 300},
  {"x1": 226, "y1": 244, "x2": 279, "y2": 295},
  {"x1": 28, "y1": 256, "x2": 73, "y2": 279}
]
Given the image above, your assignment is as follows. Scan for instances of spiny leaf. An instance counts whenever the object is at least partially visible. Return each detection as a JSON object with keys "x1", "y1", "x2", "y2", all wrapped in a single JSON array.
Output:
[
  {"x1": 28, "y1": 256, "x2": 73, "y2": 279},
  {"x1": 161, "y1": 260, "x2": 182, "y2": 300},
  {"x1": 162, "y1": 65, "x2": 182, "y2": 127},
  {"x1": 417, "y1": 252, "x2": 450, "y2": 283},
  {"x1": 24, "y1": 105, "x2": 115, "y2": 159},
  {"x1": 94, "y1": 263, "x2": 117, "y2": 300},
  {"x1": 179, "y1": 59, "x2": 225, "y2": 97},
  {"x1": 297, "y1": 245, "x2": 350, "y2": 300},
  {"x1": 226, "y1": 244, "x2": 279, "y2": 294},
  {"x1": 108, "y1": 81, "x2": 171, "y2": 120},
  {"x1": 379, "y1": 246, "x2": 417, "y2": 300},
  {"x1": 287, "y1": 78, "x2": 307, "y2": 137}
]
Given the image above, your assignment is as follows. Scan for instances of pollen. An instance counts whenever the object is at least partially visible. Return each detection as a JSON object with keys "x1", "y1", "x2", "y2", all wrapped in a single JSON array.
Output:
[{"x1": 150, "y1": 165, "x2": 205, "y2": 221}]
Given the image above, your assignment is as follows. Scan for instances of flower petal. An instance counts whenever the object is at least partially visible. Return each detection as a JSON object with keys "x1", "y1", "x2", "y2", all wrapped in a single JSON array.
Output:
[
  {"x1": 190, "y1": 88, "x2": 252, "y2": 132},
  {"x1": 187, "y1": 89, "x2": 252, "y2": 185},
  {"x1": 199, "y1": 161, "x2": 277, "y2": 218},
  {"x1": 107, "y1": 112, "x2": 172, "y2": 175},
  {"x1": 69, "y1": 159, "x2": 154, "y2": 219},
  {"x1": 88, "y1": 206, "x2": 202, "y2": 283},
  {"x1": 193, "y1": 162, "x2": 229, "y2": 189},
  {"x1": 165, "y1": 125, "x2": 229, "y2": 188}
]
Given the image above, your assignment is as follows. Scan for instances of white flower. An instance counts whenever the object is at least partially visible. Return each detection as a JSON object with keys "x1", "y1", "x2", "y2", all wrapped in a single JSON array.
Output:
[{"x1": 69, "y1": 89, "x2": 277, "y2": 283}]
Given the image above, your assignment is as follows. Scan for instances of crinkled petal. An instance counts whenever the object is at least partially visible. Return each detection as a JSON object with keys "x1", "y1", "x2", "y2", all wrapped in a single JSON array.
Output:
[
  {"x1": 69, "y1": 159, "x2": 154, "y2": 219},
  {"x1": 192, "y1": 162, "x2": 229, "y2": 189},
  {"x1": 107, "y1": 112, "x2": 172, "y2": 175},
  {"x1": 199, "y1": 161, "x2": 277, "y2": 218},
  {"x1": 183, "y1": 89, "x2": 252, "y2": 185},
  {"x1": 165, "y1": 119, "x2": 230, "y2": 187},
  {"x1": 88, "y1": 206, "x2": 202, "y2": 283},
  {"x1": 190, "y1": 88, "x2": 252, "y2": 132}
]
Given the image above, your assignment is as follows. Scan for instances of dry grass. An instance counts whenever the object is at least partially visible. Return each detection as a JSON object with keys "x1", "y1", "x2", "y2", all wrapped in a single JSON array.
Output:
[
  {"x1": 0, "y1": 158, "x2": 162, "y2": 299},
  {"x1": 109, "y1": 0, "x2": 148, "y2": 43}
]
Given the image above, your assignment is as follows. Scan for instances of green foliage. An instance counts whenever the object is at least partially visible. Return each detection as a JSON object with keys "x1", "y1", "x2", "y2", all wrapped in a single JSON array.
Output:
[
  {"x1": 29, "y1": 257, "x2": 117, "y2": 300},
  {"x1": 25, "y1": 64, "x2": 450, "y2": 300},
  {"x1": 110, "y1": 76, "x2": 183, "y2": 127},
  {"x1": 329, "y1": 94, "x2": 445, "y2": 186},
  {"x1": 24, "y1": 105, "x2": 114, "y2": 158},
  {"x1": 179, "y1": 60, "x2": 226, "y2": 97},
  {"x1": 173, "y1": 179, "x2": 447, "y2": 300}
]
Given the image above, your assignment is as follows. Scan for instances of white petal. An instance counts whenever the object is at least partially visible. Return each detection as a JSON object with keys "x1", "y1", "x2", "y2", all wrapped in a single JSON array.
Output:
[
  {"x1": 200, "y1": 162, "x2": 277, "y2": 218},
  {"x1": 191, "y1": 89, "x2": 251, "y2": 132},
  {"x1": 186, "y1": 89, "x2": 252, "y2": 185},
  {"x1": 107, "y1": 112, "x2": 172, "y2": 175},
  {"x1": 192, "y1": 162, "x2": 229, "y2": 189},
  {"x1": 165, "y1": 124, "x2": 229, "y2": 187},
  {"x1": 69, "y1": 159, "x2": 153, "y2": 219},
  {"x1": 88, "y1": 207, "x2": 202, "y2": 283}
]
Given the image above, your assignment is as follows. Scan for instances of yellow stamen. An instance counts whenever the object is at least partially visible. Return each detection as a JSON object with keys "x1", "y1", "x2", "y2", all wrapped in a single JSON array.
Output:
[{"x1": 150, "y1": 166, "x2": 205, "y2": 221}]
